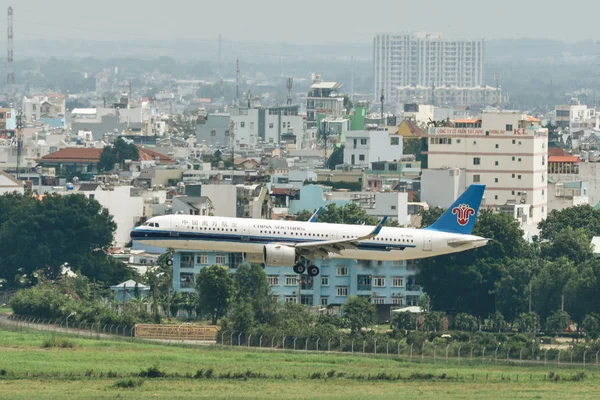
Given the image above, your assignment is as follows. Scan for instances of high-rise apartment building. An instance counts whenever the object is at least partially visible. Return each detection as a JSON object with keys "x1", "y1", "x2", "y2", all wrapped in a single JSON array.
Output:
[{"x1": 373, "y1": 32, "x2": 484, "y2": 104}]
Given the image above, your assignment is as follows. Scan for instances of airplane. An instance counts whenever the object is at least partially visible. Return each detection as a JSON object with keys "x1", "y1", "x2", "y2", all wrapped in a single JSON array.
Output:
[{"x1": 130, "y1": 184, "x2": 488, "y2": 277}]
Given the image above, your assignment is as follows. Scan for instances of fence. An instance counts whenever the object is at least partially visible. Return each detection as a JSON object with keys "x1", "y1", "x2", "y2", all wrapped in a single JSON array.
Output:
[{"x1": 216, "y1": 330, "x2": 600, "y2": 368}]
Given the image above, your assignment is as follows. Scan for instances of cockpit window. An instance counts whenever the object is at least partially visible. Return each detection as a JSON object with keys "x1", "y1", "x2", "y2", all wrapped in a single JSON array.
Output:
[{"x1": 154, "y1": 223, "x2": 159, "y2": 228}]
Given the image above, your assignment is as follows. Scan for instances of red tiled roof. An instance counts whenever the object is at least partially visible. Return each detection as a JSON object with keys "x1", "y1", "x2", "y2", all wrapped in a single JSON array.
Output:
[
  {"x1": 548, "y1": 148, "x2": 565, "y2": 157},
  {"x1": 548, "y1": 156, "x2": 581, "y2": 163},
  {"x1": 136, "y1": 146, "x2": 177, "y2": 164},
  {"x1": 40, "y1": 148, "x2": 103, "y2": 162}
]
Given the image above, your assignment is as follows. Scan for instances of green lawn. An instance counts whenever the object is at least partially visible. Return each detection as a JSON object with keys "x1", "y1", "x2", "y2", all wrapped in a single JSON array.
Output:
[
  {"x1": 0, "y1": 307, "x2": 12, "y2": 314},
  {"x1": 1, "y1": 326, "x2": 600, "y2": 399}
]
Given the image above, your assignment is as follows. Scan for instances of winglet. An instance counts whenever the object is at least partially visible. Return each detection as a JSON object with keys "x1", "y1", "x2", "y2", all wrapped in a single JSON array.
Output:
[
  {"x1": 361, "y1": 216, "x2": 387, "y2": 239},
  {"x1": 308, "y1": 207, "x2": 323, "y2": 222}
]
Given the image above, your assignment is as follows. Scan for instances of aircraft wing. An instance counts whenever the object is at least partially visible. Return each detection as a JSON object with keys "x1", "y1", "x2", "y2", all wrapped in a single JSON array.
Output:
[{"x1": 294, "y1": 217, "x2": 387, "y2": 257}]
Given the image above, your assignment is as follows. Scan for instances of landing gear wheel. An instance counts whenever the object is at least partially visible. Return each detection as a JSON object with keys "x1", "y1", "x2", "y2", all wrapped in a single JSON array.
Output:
[
  {"x1": 293, "y1": 263, "x2": 306, "y2": 275},
  {"x1": 166, "y1": 259, "x2": 173, "y2": 266},
  {"x1": 307, "y1": 265, "x2": 320, "y2": 277}
]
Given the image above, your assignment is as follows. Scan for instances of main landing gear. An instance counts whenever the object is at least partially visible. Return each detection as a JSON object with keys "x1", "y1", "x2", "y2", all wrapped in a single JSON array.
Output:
[{"x1": 293, "y1": 262, "x2": 320, "y2": 277}]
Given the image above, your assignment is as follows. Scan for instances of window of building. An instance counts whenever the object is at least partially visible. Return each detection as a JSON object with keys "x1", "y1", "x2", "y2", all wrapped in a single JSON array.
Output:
[
  {"x1": 215, "y1": 254, "x2": 227, "y2": 264},
  {"x1": 271, "y1": 296, "x2": 279, "y2": 303},
  {"x1": 321, "y1": 276, "x2": 329, "y2": 286},
  {"x1": 495, "y1": 178, "x2": 498, "y2": 183},
  {"x1": 373, "y1": 297, "x2": 385, "y2": 305},
  {"x1": 240, "y1": 122, "x2": 245, "y2": 128},
  {"x1": 89, "y1": 194, "x2": 95, "y2": 200},
  {"x1": 285, "y1": 275, "x2": 298, "y2": 286},
  {"x1": 196, "y1": 253, "x2": 208, "y2": 264},
  {"x1": 518, "y1": 175, "x2": 522, "y2": 179},
  {"x1": 518, "y1": 158, "x2": 522, "y2": 162},
  {"x1": 269, "y1": 138, "x2": 274, "y2": 143},
  {"x1": 180, "y1": 273, "x2": 194, "y2": 289},
  {"x1": 542, "y1": 156, "x2": 545, "y2": 166},
  {"x1": 321, "y1": 297, "x2": 329, "y2": 306},
  {"x1": 512, "y1": 174, "x2": 515, "y2": 178},
  {"x1": 360, "y1": 139, "x2": 367, "y2": 145},
  {"x1": 506, "y1": 124, "x2": 513, "y2": 131},
  {"x1": 357, "y1": 275, "x2": 371, "y2": 290},
  {"x1": 512, "y1": 157, "x2": 515, "y2": 161},
  {"x1": 337, "y1": 266, "x2": 349, "y2": 276},
  {"x1": 390, "y1": 136, "x2": 400, "y2": 145},
  {"x1": 392, "y1": 277, "x2": 404, "y2": 287},
  {"x1": 373, "y1": 277, "x2": 385, "y2": 287},
  {"x1": 495, "y1": 144, "x2": 499, "y2": 149},
  {"x1": 359, "y1": 154, "x2": 365, "y2": 161},
  {"x1": 337, "y1": 286, "x2": 349, "y2": 296},
  {"x1": 473, "y1": 174, "x2": 480, "y2": 183},
  {"x1": 473, "y1": 157, "x2": 481, "y2": 165},
  {"x1": 495, "y1": 195, "x2": 499, "y2": 200},
  {"x1": 301, "y1": 295, "x2": 313, "y2": 305},
  {"x1": 285, "y1": 296, "x2": 297, "y2": 303},
  {"x1": 180, "y1": 253, "x2": 194, "y2": 268},
  {"x1": 495, "y1": 161, "x2": 499, "y2": 166},
  {"x1": 392, "y1": 297, "x2": 403, "y2": 306},
  {"x1": 269, "y1": 123, "x2": 274, "y2": 129},
  {"x1": 267, "y1": 275, "x2": 279, "y2": 286},
  {"x1": 512, "y1": 139, "x2": 516, "y2": 144}
]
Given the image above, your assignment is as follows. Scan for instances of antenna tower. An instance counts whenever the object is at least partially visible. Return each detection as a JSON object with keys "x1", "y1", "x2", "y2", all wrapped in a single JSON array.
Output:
[
  {"x1": 380, "y1": 88, "x2": 385, "y2": 125},
  {"x1": 286, "y1": 77, "x2": 293, "y2": 106},
  {"x1": 229, "y1": 119, "x2": 235, "y2": 162},
  {"x1": 493, "y1": 74, "x2": 501, "y2": 108},
  {"x1": 15, "y1": 110, "x2": 23, "y2": 179},
  {"x1": 7, "y1": 7, "x2": 15, "y2": 87},
  {"x1": 235, "y1": 58, "x2": 240, "y2": 106}
]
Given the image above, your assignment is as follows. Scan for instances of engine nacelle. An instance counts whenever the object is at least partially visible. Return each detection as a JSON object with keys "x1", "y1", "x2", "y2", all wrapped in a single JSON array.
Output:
[
  {"x1": 242, "y1": 253, "x2": 265, "y2": 264},
  {"x1": 262, "y1": 244, "x2": 297, "y2": 266}
]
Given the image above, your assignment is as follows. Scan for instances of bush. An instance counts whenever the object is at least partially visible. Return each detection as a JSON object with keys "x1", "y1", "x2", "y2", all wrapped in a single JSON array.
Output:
[
  {"x1": 138, "y1": 365, "x2": 166, "y2": 378},
  {"x1": 42, "y1": 336, "x2": 76, "y2": 349},
  {"x1": 10, "y1": 283, "x2": 75, "y2": 320},
  {"x1": 113, "y1": 378, "x2": 144, "y2": 389}
]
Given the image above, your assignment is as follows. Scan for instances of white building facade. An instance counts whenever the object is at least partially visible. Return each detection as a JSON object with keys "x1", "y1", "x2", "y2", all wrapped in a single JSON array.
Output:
[
  {"x1": 397, "y1": 85, "x2": 502, "y2": 107},
  {"x1": 373, "y1": 32, "x2": 484, "y2": 104},
  {"x1": 343, "y1": 130, "x2": 403, "y2": 167},
  {"x1": 427, "y1": 110, "x2": 548, "y2": 225}
]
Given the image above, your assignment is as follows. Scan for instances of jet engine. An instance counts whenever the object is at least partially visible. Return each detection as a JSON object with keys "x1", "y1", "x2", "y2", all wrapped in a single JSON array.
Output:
[{"x1": 262, "y1": 244, "x2": 297, "y2": 266}]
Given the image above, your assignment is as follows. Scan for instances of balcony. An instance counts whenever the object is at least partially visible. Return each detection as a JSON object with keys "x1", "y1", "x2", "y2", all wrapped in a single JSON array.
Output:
[
  {"x1": 357, "y1": 284, "x2": 372, "y2": 292},
  {"x1": 406, "y1": 284, "x2": 421, "y2": 292}
]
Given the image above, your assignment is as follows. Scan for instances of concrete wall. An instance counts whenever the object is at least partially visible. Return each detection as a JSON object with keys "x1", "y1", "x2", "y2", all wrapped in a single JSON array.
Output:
[
  {"x1": 196, "y1": 114, "x2": 230, "y2": 147},
  {"x1": 421, "y1": 168, "x2": 466, "y2": 208},
  {"x1": 200, "y1": 184, "x2": 237, "y2": 217}
]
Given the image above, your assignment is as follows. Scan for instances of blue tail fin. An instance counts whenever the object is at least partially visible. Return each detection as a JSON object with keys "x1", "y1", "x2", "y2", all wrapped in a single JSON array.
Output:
[{"x1": 424, "y1": 184, "x2": 485, "y2": 235}]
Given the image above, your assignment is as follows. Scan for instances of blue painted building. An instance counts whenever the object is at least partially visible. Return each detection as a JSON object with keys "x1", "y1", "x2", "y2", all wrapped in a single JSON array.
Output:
[
  {"x1": 170, "y1": 249, "x2": 422, "y2": 309},
  {"x1": 288, "y1": 184, "x2": 351, "y2": 214}
]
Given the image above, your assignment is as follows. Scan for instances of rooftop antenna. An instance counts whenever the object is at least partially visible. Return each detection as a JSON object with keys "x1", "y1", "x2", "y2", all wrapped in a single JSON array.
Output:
[
  {"x1": 229, "y1": 119, "x2": 235, "y2": 163},
  {"x1": 493, "y1": 74, "x2": 501, "y2": 108},
  {"x1": 7, "y1": 6, "x2": 15, "y2": 89},
  {"x1": 286, "y1": 77, "x2": 293, "y2": 106},
  {"x1": 246, "y1": 88, "x2": 252, "y2": 108},
  {"x1": 380, "y1": 88, "x2": 385, "y2": 125}
]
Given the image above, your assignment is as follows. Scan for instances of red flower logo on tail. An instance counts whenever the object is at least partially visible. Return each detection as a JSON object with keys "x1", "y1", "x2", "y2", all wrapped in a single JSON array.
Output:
[{"x1": 452, "y1": 204, "x2": 475, "y2": 226}]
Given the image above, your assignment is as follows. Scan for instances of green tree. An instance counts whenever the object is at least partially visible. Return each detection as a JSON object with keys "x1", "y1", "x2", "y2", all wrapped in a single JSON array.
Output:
[
  {"x1": 515, "y1": 311, "x2": 541, "y2": 334},
  {"x1": 562, "y1": 259, "x2": 600, "y2": 325},
  {"x1": 530, "y1": 258, "x2": 577, "y2": 321},
  {"x1": 195, "y1": 265, "x2": 235, "y2": 325},
  {"x1": 417, "y1": 209, "x2": 528, "y2": 317},
  {"x1": 453, "y1": 313, "x2": 478, "y2": 332},
  {"x1": 423, "y1": 311, "x2": 445, "y2": 332},
  {"x1": 487, "y1": 311, "x2": 507, "y2": 332},
  {"x1": 234, "y1": 263, "x2": 273, "y2": 323},
  {"x1": 493, "y1": 258, "x2": 536, "y2": 323},
  {"x1": 391, "y1": 311, "x2": 416, "y2": 331},
  {"x1": 538, "y1": 205, "x2": 600, "y2": 242},
  {"x1": 0, "y1": 193, "x2": 122, "y2": 288},
  {"x1": 98, "y1": 137, "x2": 139, "y2": 172},
  {"x1": 541, "y1": 227, "x2": 594, "y2": 264},
  {"x1": 583, "y1": 314, "x2": 600, "y2": 339},
  {"x1": 327, "y1": 145, "x2": 345, "y2": 169},
  {"x1": 418, "y1": 207, "x2": 444, "y2": 228},
  {"x1": 342, "y1": 296, "x2": 376, "y2": 334},
  {"x1": 229, "y1": 300, "x2": 255, "y2": 334},
  {"x1": 545, "y1": 310, "x2": 570, "y2": 335}
]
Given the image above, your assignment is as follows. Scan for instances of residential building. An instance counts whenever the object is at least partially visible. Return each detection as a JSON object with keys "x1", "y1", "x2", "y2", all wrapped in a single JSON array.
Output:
[
  {"x1": 373, "y1": 32, "x2": 484, "y2": 104},
  {"x1": 0, "y1": 171, "x2": 24, "y2": 195},
  {"x1": 196, "y1": 113, "x2": 231, "y2": 147},
  {"x1": 230, "y1": 105, "x2": 303, "y2": 149},
  {"x1": 343, "y1": 130, "x2": 403, "y2": 167},
  {"x1": 421, "y1": 168, "x2": 466, "y2": 208},
  {"x1": 547, "y1": 181, "x2": 589, "y2": 212},
  {"x1": 172, "y1": 195, "x2": 214, "y2": 216},
  {"x1": 548, "y1": 155, "x2": 581, "y2": 174},
  {"x1": 110, "y1": 280, "x2": 150, "y2": 302},
  {"x1": 426, "y1": 110, "x2": 548, "y2": 225},
  {"x1": 306, "y1": 75, "x2": 344, "y2": 129},
  {"x1": 169, "y1": 250, "x2": 422, "y2": 314},
  {"x1": 397, "y1": 85, "x2": 503, "y2": 107},
  {"x1": 0, "y1": 108, "x2": 16, "y2": 131},
  {"x1": 288, "y1": 184, "x2": 351, "y2": 215},
  {"x1": 200, "y1": 185, "x2": 238, "y2": 217},
  {"x1": 555, "y1": 99, "x2": 596, "y2": 130},
  {"x1": 22, "y1": 94, "x2": 66, "y2": 122}
]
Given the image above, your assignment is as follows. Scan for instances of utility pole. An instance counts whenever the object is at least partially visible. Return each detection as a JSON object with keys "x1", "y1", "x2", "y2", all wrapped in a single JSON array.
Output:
[{"x1": 229, "y1": 119, "x2": 235, "y2": 164}]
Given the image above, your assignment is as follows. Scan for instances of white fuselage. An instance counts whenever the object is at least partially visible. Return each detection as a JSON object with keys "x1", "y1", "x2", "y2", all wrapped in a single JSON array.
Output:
[{"x1": 131, "y1": 215, "x2": 488, "y2": 261}]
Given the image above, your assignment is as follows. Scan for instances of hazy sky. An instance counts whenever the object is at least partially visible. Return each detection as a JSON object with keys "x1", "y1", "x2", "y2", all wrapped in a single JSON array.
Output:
[{"x1": 10, "y1": 0, "x2": 600, "y2": 44}]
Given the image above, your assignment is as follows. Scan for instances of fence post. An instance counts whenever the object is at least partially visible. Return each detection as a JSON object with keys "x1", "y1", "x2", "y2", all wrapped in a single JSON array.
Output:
[
  {"x1": 482, "y1": 348, "x2": 486, "y2": 364},
  {"x1": 328, "y1": 338, "x2": 332, "y2": 352},
  {"x1": 352, "y1": 339, "x2": 355, "y2": 354},
  {"x1": 221, "y1": 331, "x2": 225, "y2": 344},
  {"x1": 282, "y1": 335, "x2": 286, "y2": 350},
  {"x1": 570, "y1": 352, "x2": 573, "y2": 364},
  {"x1": 596, "y1": 350, "x2": 599, "y2": 367},
  {"x1": 422, "y1": 343, "x2": 425, "y2": 362},
  {"x1": 248, "y1": 334, "x2": 252, "y2": 347},
  {"x1": 434, "y1": 345, "x2": 437, "y2": 363},
  {"x1": 340, "y1": 334, "x2": 343, "y2": 352},
  {"x1": 520, "y1": 349, "x2": 524, "y2": 365},
  {"x1": 494, "y1": 344, "x2": 500, "y2": 363},
  {"x1": 506, "y1": 349, "x2": 510, "y2": 364},
  {"x1": 259, "y1": 335, "x2": 263, "y2": 348},
  {"x1": 293, "y1": 337, "x2": 297, "y2": 351},
  {"x1": 305, "y1": 338, "x2": 308, "y2": 351},
  {"x1": 363, "y1": 340, "x2": 366, "y2": 354},
  {"x1": 470, "y1": 347, "x2": 474, "y2": 360},
  {"x1": 545, "y1": 350, "x2": 548, "y2": 366},
  {"x1": 238, "y1": 332, "x2": 242, "y2": 346},
  {"x1": 316, "y1": 338, "x2": 320, "y2": 352},
  {"x1": 374, "y1": 339, "x2": 377, "y2": 355},
  {"x1": 458, "y1": 346, "x2": 462, "y2": 363},
  {"x1": 410, "y1": 343, "x2": 414, "y2": 360},
  {"x1": 386, "y1": 341, "x2": 389, "y2": 356},
  {"x1": 230, "y1": 331, "x2": 235, "y2": 346},
  {"x1": 584, "y1": 349, "x2": 589, "y2": 366},
  {"x1": 271, "y1": 336, "x2": 275, "y2": 348},
  {"x1": 558, "y1": 350, "x2": 561, "y2": 366}
]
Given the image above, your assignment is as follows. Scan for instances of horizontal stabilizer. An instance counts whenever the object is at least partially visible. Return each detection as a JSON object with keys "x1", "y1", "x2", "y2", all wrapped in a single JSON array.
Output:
[{"x1": 447, "y1": 238, "x2": 489, "y2": 247}]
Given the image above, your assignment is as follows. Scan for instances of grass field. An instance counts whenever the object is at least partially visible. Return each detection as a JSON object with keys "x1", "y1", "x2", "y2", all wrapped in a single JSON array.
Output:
[
  {"x1": 0, "y1": 307, "x2": 12, "y2": 314},
  {"x1": 1, "y1": 326, "x2": 600, "y2": 399}
]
